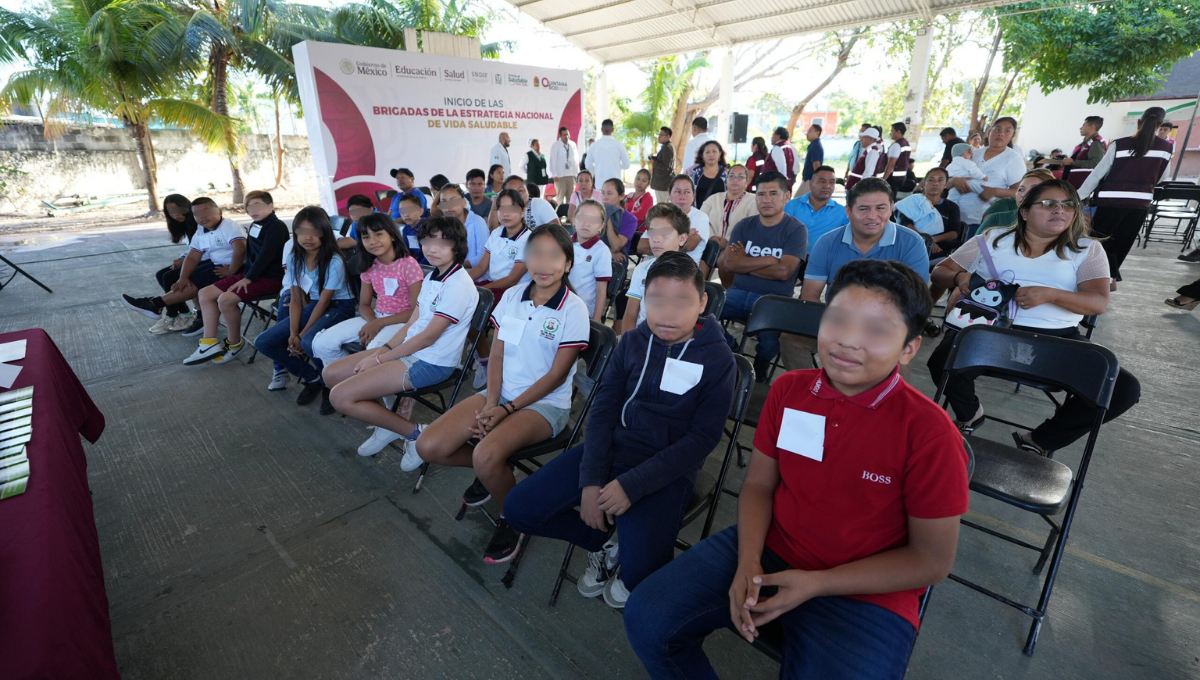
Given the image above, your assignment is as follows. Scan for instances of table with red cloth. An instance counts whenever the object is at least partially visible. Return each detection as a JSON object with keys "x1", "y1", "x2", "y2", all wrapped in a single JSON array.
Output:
[{"x1": 0, "y1": 328, "x2": 119, "y2": 680}]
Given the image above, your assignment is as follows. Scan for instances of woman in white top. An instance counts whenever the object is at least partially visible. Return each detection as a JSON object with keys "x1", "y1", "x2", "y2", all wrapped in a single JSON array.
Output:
[
  {"x1": 949, "y1": 117, "x2": 1028, "y2": 234},
  {"x1": 927, "y1": 179, "x2": 1141, "y2": 455}
]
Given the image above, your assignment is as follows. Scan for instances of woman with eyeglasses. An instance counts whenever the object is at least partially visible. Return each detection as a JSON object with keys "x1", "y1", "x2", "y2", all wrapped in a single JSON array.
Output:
[
  {"x1": 1076, "y1": 106, "x2": 1173, "y2": 286},
  {"x1": 927, "y1": 179, "x2": 1141, "y2": 456}
]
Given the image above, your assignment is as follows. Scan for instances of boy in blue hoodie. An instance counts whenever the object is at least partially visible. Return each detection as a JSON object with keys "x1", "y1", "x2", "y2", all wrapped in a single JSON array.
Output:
[{"x1": 505, "y1": 251, "x2": 736, "y2": 608}]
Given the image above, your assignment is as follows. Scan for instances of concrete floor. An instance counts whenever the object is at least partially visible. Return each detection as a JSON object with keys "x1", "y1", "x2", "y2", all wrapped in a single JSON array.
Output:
[{"x1": 1, "y1": 226, "x2": 1198, "y2": 680}]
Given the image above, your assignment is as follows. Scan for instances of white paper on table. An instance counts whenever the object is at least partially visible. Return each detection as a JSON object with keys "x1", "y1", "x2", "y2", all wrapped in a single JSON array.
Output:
[
  {"x1": 0, "y1": 362, "x2": 20, "y2": 390},
  {"x1": 0, "y1": 340, "x2": 26, "y2": 364}
]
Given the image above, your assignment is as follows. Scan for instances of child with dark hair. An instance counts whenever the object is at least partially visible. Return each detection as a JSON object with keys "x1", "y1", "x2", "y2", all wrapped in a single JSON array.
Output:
[
  {"x1": 310, "y1": 213, "x2": 425, "y2": 414},
  {"x1": 418, "y1": 224, "x2": 590, "y2": 564},
  {"x1": 506, "y1": 251, "x2": 735, "y2": 608},
  {"x1": 145, "y1": 194, "x2": 200, "y2": 333},
  {"x1": 337, "y1": 194, "x2": 378, "y2": 249},
  {"x1": 622, "y1": 203, "x2": 690, "y2": 334},
  {"x1": 254, "y1": 207, "x2": 356, "y2": 407},
  {"x1": 122, "y1": 196, "x2": 245, "y2": 337},
  {"x1": 625, "y1": 258, "x2": 969, "y2": 680},
  {"x1": 327, "y1": 216, "x2": 479, "y2": 457},
  {"x1": 184, "y1": 190, "x2": 289, "y2": 365}
]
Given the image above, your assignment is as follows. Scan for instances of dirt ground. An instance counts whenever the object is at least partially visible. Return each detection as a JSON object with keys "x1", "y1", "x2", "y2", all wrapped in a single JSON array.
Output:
[{"x1": 0, "y1": 186, "x2": 316, "y2": 237}]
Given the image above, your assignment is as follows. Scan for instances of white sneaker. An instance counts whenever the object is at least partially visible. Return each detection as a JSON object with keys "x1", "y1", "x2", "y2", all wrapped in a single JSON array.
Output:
[
  {"x1": 472, "y1": 361, "x2": 488, "y2": 391},
  {"x1": 400, "y1": 427, "x2": 426, "y2": 471},
  {"x1": 168, "y1": 313, "x2": 195, "y2": 332},
  {"x1": 358, "y1": 426, "x2": 403, "y2": 457},
  {"x1": 183, "y1": 340, "x2": 225, "y2": 365},
  {"x1": 578, "y1": 539, "x2": 619, "y2": 598},
  {"x1": 148, "y1": 313, "x2": 173, "y2": 334},
  {"x1": 267, "y1": 369, "x2": 288, "y2": 391},
  {"x1": 211, "y1": 339, "x2": 246, "y2": 365},
  {"x1": 602, "y1": 569, "x2": 630, "y2": 609}
]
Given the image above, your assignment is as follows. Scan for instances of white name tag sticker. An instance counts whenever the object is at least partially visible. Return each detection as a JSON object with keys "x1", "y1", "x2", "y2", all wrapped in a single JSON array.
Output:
[
  {"x1": 298, "y1": 270, "x2": 315, "y2": 293},
  {"x1": 407, "y1": 235, "x2": 419, "y2": 249},
  {"x1": 383, "y1": 277, "x2": 399, "y2": 296},
  {"x1": 249, "y1": 224, "x2": 262, "y2": 239},
  {"x1": 660, "y1": 357, "x2": 703, "y2": 395},
  {"x1": 777, "y1": 408, "x2": 826, "y2": 462},
  {"x1": 497, "y1": 315, "x2": 527, "y2": 345}
]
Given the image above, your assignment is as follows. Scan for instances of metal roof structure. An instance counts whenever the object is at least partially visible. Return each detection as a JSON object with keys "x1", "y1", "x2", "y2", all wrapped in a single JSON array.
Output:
[{"x1": 500, "y1": 0, "x2": 1029, "y2": 64}]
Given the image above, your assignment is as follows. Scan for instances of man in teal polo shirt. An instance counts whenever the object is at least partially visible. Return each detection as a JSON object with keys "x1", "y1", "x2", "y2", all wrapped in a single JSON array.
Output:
[
  {"x1": 783, "y1": 165, "x2": 849, "y2": 254},
  {"x1": 800, "y1": 177, "x2": 929, "y2": 302}
]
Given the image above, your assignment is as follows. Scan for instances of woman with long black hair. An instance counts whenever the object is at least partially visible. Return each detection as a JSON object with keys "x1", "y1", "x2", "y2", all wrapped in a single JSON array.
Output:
[
  {"x1": 145, "y1": 194, "x2": 199, "y2": 333},
  {"x1": 1077, "y1": 106, "x2": 1173, "y2": 284}
]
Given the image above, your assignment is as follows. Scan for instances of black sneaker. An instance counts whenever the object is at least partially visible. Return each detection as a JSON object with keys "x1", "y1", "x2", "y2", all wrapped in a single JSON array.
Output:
[
  {"x1": 180, "y1": 316, "x2": 205, "y2": 337},
  {"x1": 319, "y1": 387, "x2": 336, "y2": 415},
  {"x1": 752, "y1": 354, "x2": 773, "y2": 384},
  {"x1": 121, "y1": 294, "x2": 161, "y2": 319},
  {"x1": 1179, "y1": 248, "x2": 1200, "y2": 263},
  {"x1": 923, "y1": 321, "x2": 943, "y2": 337},
  {"x1": 296, "y1": 381, "x2": 323, "y2": 406},
  {"x1": 483, "y1": 519, "x2": 524, "y2": 564},
  {"x1": 462, "y1": 478, "x2": 491, "y2": 507}
]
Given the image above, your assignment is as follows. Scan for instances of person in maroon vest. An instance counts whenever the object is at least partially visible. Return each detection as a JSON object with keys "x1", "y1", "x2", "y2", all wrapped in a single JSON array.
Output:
[
  {"x1": 845, "y1": 127, "x2": 885, "y2": 191},
  {"x1": 881, "y1": 122, "x2": 913, "y2": 194},
  {"x1": 1062, "y1": 116, "x2": 1107, "y2": 189},
  {"x1": 1077, "y1": 106, "x2": 1172, "y2": 283},
  {"x1": 760, "y1": 126, "x2": 800, "y2": 191}
]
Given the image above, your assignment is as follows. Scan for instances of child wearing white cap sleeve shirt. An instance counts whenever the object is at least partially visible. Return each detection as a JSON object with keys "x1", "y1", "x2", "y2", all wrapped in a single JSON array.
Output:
[
  {"x1": 570, "y1": 199, "x2": 614, "y2": 321},
  {"x1": 416, "y1": 224, "x2": 590, "y2": 566}
]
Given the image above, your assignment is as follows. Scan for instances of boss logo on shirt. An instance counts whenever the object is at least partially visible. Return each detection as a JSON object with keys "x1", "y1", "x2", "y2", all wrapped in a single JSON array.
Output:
[
  {"x1": 862, "y1": 470, "x2": 892, "y2": 485},
  {"x1": 540, "y1": 317, "x2": 560, "y2": 340}
]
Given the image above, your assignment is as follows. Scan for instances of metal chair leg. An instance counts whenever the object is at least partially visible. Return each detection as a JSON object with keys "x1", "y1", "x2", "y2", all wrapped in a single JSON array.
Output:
[
  {"x1": 454, "y1": 501, "x2": 468, "y2": 521},
  {"x1": 549, "y1": 544, "x2": 576, "y2": 607},
  {"x1": 501, "y1": 534, "x2": 532, "y2": 588},
  {"x1": 0, "y1": 255, "x2": 53, "y2": 293},
  {"x1": 412, "y1": 462, "x2": 429, "y2": 494},
  {"x1": 1032, "y1": 516, "x2": 1060, "y2": 576}
]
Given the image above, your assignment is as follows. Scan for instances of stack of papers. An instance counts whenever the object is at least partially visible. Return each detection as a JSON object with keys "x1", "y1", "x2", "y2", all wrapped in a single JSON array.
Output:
[{"x1": 0, "y1": 386, "x2": 33, "y2": 499}]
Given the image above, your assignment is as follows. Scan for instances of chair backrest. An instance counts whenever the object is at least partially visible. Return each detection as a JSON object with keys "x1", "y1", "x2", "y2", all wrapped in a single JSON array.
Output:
[
  {"x1": 469, "y1": 286, "x2": 495, "y2": 334},
  {"x1": 937, "y1": 325, "x2": 1118, "y2": 410},
  {"x1": 374, "y1": 189, "x2": 396, "y2": 208},
  {"x1": 330, "y1": 215, "x2": 350, "y2": 237},
  {"x1": 628, "y1": 231, "x2": 642, "y2": 255},
  {"x1": 1158, "y1": 185, "x2": 1200, "y2": 204},
  {"x1": 572, "y1": 321, "x2": 619, "y2": 395},
  {"x1": 607, "y1": 259, "x2": 628, "y2": 300},
  {"x1": 420, "y1": 264, "x2": 435, "y2": 277},
  {"x1": 1079, "y1": 313, "x2": 1098, "y2": 340},
  {"x1": 443, "y1": 287, "x2": 496, "y2": 407},
  {"x1": 556, "y1": 203, "x2": 570, "y2": 221},
  {"x1": 728, "y1": 354, "x2": 755, "y2": 421},
  {"x1": 701, "y1": 239, "x2": 721, "y2": 271},
  {"x1": 744, "y1": 295, "x2": 824, "y2": 340},
  {"x1": 704, "y1": 282, "x2": 726, "y2": 319}
]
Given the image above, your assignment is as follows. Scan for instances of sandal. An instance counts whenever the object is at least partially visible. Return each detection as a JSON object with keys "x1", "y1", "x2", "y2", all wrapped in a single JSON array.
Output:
[
  {"x1": 1164, "y1": 297, "x2": 1200, "y2": 311},
  {"x1": 956, "y1": 410, "x2": 985, "y2": 434},
  {"x1": 1011, "y1": 431, "x2": 1049, "y2": 457}
]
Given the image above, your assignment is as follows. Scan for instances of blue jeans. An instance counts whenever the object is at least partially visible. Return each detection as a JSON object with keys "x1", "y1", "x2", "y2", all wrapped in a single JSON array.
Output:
[
  {"x1": 254, "y1": 299, "x2": 355, "y2": 384},
  {"x1": 625, "y1": 526, "x2": 916, "y2": 680},
  {"x1": 720, "y1": 287, "x2": 780, "y2": 361},
  {"x1": 503, "y1": 444, "x2": 694, "y2": 591}
]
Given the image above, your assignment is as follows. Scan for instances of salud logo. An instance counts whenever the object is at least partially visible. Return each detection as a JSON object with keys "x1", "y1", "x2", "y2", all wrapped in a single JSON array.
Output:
[
  {"x1": 442, "y1": 68, "x2": 465, "y2": 83},
  {"x1": 507, "y1": 73, "x2": 529, "y2": 87},
  {"x1": 339, "y1": 59, "x2": 355, "y2": 75}
]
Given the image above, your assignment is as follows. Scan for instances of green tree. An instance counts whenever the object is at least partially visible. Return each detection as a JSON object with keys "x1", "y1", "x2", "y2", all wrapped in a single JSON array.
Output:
[
  {"x1": 631, "y1": 55, "x2": 706, "y2": 172},
  {"x1": 0, "y1": 0, "x2": 234, "y2": 213},
  {"x1": 998, "y1": 0, "x2": 1200, "y2": 104}
]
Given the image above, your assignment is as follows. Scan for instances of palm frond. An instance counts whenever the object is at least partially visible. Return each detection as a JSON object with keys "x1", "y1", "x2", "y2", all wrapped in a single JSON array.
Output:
[{"x1": 146, "y1": 96, "x2": 238, "y2": 154}]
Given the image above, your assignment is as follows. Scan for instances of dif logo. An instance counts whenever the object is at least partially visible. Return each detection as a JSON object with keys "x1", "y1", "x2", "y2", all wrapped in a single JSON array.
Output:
[{"x1": 470, "y1": 69, "x2": 490, "y2": 84}]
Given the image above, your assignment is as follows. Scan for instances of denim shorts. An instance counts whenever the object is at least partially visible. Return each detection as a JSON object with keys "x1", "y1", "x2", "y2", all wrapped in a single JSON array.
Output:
[
  {"x1": 477, "y1": 388, "x2": 570, "y2": 437},
  {"x1": 400, "y1": 355, "x2": 456, "y2": 389}
]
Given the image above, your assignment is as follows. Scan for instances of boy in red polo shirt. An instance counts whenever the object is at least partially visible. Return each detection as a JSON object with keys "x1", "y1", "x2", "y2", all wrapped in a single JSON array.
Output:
[{"x1": 624, "y1": 259, "x2": 969, "y2": 680}]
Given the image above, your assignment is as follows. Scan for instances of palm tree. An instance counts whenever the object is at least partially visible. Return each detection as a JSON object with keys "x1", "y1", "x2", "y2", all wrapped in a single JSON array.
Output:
[
  {"x1": 635, "y1": 55, "x2": 706, "y2": 172},
  {"x1": 326, "y1": 0, "x2": 504, "y2": 56},
  {"x1": 0, "y1": 0, "x2": 234, "y2": 214}
]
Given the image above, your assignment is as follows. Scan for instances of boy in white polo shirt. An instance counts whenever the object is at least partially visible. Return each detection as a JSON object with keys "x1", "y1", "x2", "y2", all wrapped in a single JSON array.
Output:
[
  {"x1": 121, "y1": 196, "x2": 245, "y2": 337},
  {"x1": 622, "y1": 203, "x2": 691, "y2": 335},
  {"x1": 569, "y1": 199, "x2": 614, "y2": 321}
]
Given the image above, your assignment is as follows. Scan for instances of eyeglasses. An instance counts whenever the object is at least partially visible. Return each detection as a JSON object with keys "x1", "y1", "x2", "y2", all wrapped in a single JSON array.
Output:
[
  {"x1": 727, "y1": 173, "x2": 748, "y2": 181},
  {"x1": 1033, "y1": 199, "x2": 1078, "y2": 211}
]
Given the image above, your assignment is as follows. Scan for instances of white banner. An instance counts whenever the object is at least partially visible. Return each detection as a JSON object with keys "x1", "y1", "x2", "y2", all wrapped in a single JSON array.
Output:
[{"x1": 292, "y1": 41, "x2": 584, "y2": 215}]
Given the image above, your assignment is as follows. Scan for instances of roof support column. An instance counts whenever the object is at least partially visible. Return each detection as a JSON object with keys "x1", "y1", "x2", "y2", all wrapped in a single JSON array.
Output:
[
  {"x1": 718, "y1": 48, "x2": 734, "y2": 148},
  {"x1": 903, "y1": 23, "x2": 935, "y2": 153}
]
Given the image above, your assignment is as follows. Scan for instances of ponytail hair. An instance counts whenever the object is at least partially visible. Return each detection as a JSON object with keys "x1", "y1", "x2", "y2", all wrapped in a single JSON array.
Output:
[{"x1": 1134, "y1": 106, "x2": 1166, "y2": 158}]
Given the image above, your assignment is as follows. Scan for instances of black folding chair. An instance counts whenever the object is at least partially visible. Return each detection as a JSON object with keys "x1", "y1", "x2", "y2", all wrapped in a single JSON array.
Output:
[
  {"x1": 1010, "y1": 314, "x2": 1100, "y2": 404},
  {"x1": 600, "y1": 258, "x2": 627, "y2": 324},
  {"x1": 549, "y1": 354, "x2": 755, "y2": 606},
  {"x1": 241, "y1": 293, "x2": 280, "y2": 365},
  {"x1": 933, "y1": 324, "x2": 1118, "y2": 655},
  {"x1": 330, "y1": 215, "x2": 350, "y2": 237},
  {"x1": 555, "y1": 203, "x2": 570, "y2": 223},
  {"x1": 628, "y1": 231, "x2": 643, "y2": 265},
  {"x1": 374, "y1": 190, "x2": 396, "y2": 211},
  {"x1": 746, "y1": 438, "x2": 976, "y2": 669},
  {"x1": 703, "y1": 282, "x2": 726, "y2": 319},
  {"x1": 1142, "y1": 184, "x2": 1200, "y2": 249},
  {"x1": 452, "y1": 321, "x2": 619, "y2": 588},
  {"x1": 699, "y1": 239, "x2": 721, "y2": 278}
]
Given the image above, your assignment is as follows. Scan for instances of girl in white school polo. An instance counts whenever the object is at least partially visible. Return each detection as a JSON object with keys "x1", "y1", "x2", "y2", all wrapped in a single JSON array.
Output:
[{"x1": 417, "y1": 224, "x2": 590, "y2": 565}]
